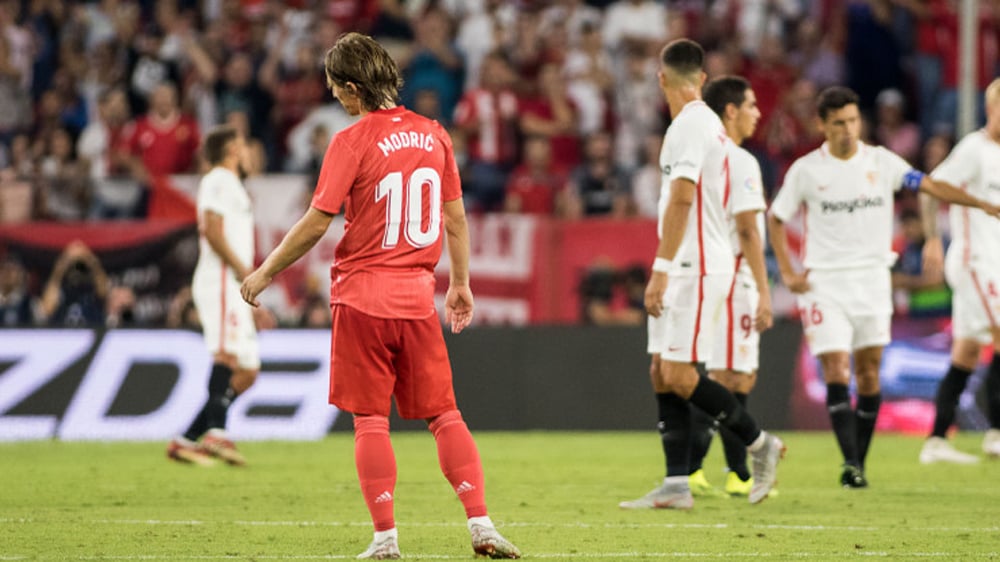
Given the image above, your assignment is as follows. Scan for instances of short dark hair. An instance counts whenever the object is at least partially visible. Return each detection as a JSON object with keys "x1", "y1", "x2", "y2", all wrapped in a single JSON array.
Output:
[
  {"x1": 660, "y1": 39, "x2": 704, "y2": 76},
  {"x1": 325, "y1": 32, "x2": 403, "y2": 111},
  {"x1": 703, "y1": 76, "x2": 750, "y2": 118},
  {"x1": 816, "y1": 86, "x2": 860, "y2": 120},
  {"x1": 202, "y1": 125, "x2": 239, "y2": 166}
]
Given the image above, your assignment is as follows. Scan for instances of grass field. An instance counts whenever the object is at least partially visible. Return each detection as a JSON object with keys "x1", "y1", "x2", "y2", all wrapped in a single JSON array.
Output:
[{"x1": 1, "y1": 431, "x2": 999, "y2": 561}]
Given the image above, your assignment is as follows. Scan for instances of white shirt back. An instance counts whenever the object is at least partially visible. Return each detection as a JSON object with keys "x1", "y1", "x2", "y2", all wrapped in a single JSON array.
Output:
[
  {"x1": 770, "y1": 142, "x2": 911, "y2": 270},
  {"x1": 194, "y1": 167, "x2": 255, "y2": 286},
  {"x1": 930, "y1": 130, "x2": 1000, "y2": 270},
  {"x1": 726, "y1": 143, "x2": 767, "y2": 279},
  {"x1": 657, "y1": 100, "x2": 733, "y2": 277}
]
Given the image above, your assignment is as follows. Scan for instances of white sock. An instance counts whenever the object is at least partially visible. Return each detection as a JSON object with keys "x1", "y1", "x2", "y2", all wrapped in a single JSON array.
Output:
[
  {"x1": 748, "y1": 431, "x2": 767, "y2": 452},
  {"x1": 373, "y1": 528, "x2": 397, "y2": 543},
  {"x1": 175, "y1": 436, "x2": 198, "y2": 447},
  {"x1": 663, "y1": 475, "x2": 688, "y2": 487},
  {"x1": 467, "y1": 515, "x2": 494, "y2": 531}
]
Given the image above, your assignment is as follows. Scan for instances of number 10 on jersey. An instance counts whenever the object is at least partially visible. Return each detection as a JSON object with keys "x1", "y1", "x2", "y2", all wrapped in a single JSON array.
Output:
[{"x1": 376, "y1": 167, "x2": 442, "y2": 249}]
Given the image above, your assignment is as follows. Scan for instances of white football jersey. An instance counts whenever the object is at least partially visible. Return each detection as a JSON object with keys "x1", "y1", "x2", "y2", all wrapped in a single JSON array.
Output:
[
  {"x1": 657, "y1": 100, "x2": 733, "y2": 277},
  {"x1": 193, "y1": 167, "x2": 255, "y2": 287},
  {"x1": 725, "y1": 143, "x2": 767, "y2": 279},
  {"x1": 930, "y1": 129, "x2": 1000, "y2": 272},
  {"x1": 770, "y1": 142, "x2": 911, "y2": 270}
]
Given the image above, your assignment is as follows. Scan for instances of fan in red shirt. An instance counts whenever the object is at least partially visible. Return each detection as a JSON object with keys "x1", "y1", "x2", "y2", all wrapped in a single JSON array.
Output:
[
  {"x1": 119, "y1": 83, "x2": 200, "y2": 179},
  {"x1": 239, "y1": 32, "x2": 520, "y2": 561}
]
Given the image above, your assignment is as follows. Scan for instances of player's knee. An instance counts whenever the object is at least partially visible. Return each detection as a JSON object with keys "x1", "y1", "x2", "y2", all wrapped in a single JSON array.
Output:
[
  {"x1": 649, "y1": 357, "x2": 669, "y2": 392},
  {"x1": 230, "y1": 369, "x2": 258, "y2": 394},
  {"x1": 952, "y1": 339, "x2": 981, "y2": 369}
]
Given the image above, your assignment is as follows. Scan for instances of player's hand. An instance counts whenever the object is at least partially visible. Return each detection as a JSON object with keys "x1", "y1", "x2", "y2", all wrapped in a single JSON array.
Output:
[
  {"x1": 755, "y1": 291, "x2": 774, "y2": 332},
  {"x1": 240, "y1": 269, "x2": 271, "y2": 307},
  {"x1": 644, "y1": 271, "x2": 668, "y2": 318},
  {"x1": 782, "y1": 270, "x2": 810, "y2": 294},
  {"x1": 445, "y1": 284, "x2": 474, "y2": 334},
  {"x1": 981, "y1": 201, "x2": 1000, "y2": 219},
  {"x1": 922, "y1": 236, "x2": 944, "y2": 280}
]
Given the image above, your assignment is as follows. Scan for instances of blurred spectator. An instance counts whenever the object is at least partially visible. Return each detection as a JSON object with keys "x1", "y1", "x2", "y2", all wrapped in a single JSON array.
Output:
[
  {"x1": 763, "y1": 78, "x2": 823, "y2": 180},
  {"x1": 39, "y1": 240, "x2": 109, "y2": 327},
  {"x1": 5, "y1": 133, "x2": 34, "y2": 177},
  {"x1": 630, "y1": 133, "x2": 662, "y2": 219},
  {"x1": 105, "y1": 284, "x2": 138, "y2": 328},
  {"x1": 892, "y1": 209, "x2": 951, "y2": 318},
  {"x1": 875, "y1": 88, "x2": 920, "y2": 165},
  {"x1": 453, "y1": 50, "x2": 520, "y2": 212},
  {"x1": 712, "y1": 0, "x2": 802, "y2": 57},
  {"x1": 564, "y1": 131, "x2": 631, "y2": 218},
  {"x1": 508, "y1": 8, "x2": 545, "y2": 86},
  {"x1": 299, "y1": 294, "x2": 331, "y2": 328},
  {"x1": 212, "y1": 52, "x2": 274, "y2": 164},
  {"x1": 401, "y1": 9, "x2": 464, "y2": 126},
  {"x1": 285, "y1": 101, "x2": 355, "y2": 173},
  {"x1": 224, "y1": 110, "x2": 266, "y2": 177},
  {"x1": 503, "y1": 135, "x2": 568, "y2": 216},
  {"x1": 601, "y1": 0, "x2": 666, "y2": 57},
  {"x1": 519, "y1": 63, "x2": 581, "y2": 170},
  {"x1": 260, "y1": 30, "x2": 327, "y2": 159},
  {"x1": 0, "y1": 32, "x2": 31, "y2": 143},
  {"x1": 119, "y1": 82, "x2": 200, "y2": 183},
  {"x1": 37, "y1": 127, "x2": 90, "y2": 221},
  {"x1": 845, "y1": 0, "x2": 903, "y2": 113},
  {"x1": 613, "y1": 45, "x2": 663, "y2": 171},
  {"x1": 921, "y1": 132, "x2": 953, "y2": 173},
  {"x1": 77, "y1": 87, "x2": 141, "y2": 219},
  {"x1": 455, "y1": 0, "x2": 515, "y2": 90},
  {"x1": 578, "y1": 261, "x2": 645, "y2": 325},
  {"x1": 0, "y1": 256, "x2": 35, "y2": 326},
  {"x1": 412, "y1": 88, "x2": 443, "y2": 121},
  {"x1": 788, "y1": 19, "x2": 844, "y2": 90},
  {"x1": 563, "y1": 21, "x2": 614, "y2": 136},
  {"x1": 165, "y1": 285, "x2": 200, "y2": 330},
  {"x1": 745, "y1": 34, "x2": 796, "y2": 139},
  {"x1": 0, "y1": 0, "x2": 33, "y2": 93},
  {"x1": 540, "y1": 0, "x2": 602, "y2": 47}
]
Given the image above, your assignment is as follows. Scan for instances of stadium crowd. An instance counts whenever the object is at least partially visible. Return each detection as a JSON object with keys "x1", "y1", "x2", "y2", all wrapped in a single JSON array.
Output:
[{"x1": 0, "y1": 0, "x2": 997, "y2": 327}]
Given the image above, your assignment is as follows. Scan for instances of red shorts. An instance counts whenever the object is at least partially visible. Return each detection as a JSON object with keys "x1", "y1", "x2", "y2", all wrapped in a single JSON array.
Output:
[{"x1": 329, "y1": 304, "x2": 457, "y2": 419}]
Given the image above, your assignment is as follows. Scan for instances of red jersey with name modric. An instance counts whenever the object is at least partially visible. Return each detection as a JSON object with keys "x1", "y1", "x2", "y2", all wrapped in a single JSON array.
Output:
[{"x1": 311, "y1": 106, "x2": 462, "y2": 319}]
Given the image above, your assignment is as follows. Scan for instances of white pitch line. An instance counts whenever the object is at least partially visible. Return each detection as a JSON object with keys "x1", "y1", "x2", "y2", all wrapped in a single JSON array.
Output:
[
  {"x1": 22, "y1": 552, "x2": 997, "y2": 560},
  {"x1": 4, "y1": 518, "x2": 999, "y2": 533}
]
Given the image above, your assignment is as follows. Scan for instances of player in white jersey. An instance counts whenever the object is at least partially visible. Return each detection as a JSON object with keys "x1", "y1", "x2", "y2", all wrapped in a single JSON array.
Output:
[
  {"x1": 167, "y1": 125, "x2": 264, "y2": 467},
  {"x1": 919, "y1": 78, "x2": 1000, "y2": 464},
  {"x1": 685, "y1": 76, "x2": 773, "y2": 498},
  {"x1": 620, "y1": 39, "x2": 784, "y2": 511},
  {"x1": 768, "y1": 87, "x2": 1000, "y2": 487}
]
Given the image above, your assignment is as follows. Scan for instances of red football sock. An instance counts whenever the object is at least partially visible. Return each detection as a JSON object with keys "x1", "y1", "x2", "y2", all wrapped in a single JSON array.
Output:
[
  {"x1": 428, "y1": 410, "x2": 487, "y2": 518},
  {"x1": 353, "y1": 415, "x2": 396, "y2": 531}
]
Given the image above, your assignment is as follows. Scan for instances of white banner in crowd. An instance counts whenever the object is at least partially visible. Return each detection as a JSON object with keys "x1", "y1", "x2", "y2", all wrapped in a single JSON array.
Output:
[{"x1": 0, "y1": 329, "x2": 339, "y2": 442}]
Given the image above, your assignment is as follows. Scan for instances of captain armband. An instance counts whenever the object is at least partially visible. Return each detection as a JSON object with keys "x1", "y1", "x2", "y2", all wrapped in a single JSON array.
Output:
[{"x1": 902, "y1": 169, "x2": 925, "y2": 191}]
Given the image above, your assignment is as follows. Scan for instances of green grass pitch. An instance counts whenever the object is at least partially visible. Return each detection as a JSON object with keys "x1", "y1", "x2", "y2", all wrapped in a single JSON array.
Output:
[{"x1": 1, "y1": 431, "x2": 998, "y2": 560}]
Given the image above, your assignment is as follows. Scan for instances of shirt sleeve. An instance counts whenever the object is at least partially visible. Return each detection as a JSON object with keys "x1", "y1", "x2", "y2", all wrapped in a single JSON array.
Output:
[
  {"x1": 311, "y1": 133, "x2": 361, "y2": 215},
  {"x1": 666, "y1": 115, "x2": 710, "y2": 184},
  {"x1": 439, "y1": 127, "x2": 462, "y2": 202},
  {"x1": 879, "y1": 147, "x2": 916, "y2": 192},
  {"x1": 729, "y1": 150, "x2": 767, "y2": 216},
  {"x1": 199, "y1": 174, "x2": 229, "y2": 217},
  {"x1": 769, "y1": 160, "x2": 804, "y2": 222},
  {"x1": 931, "y1": 134, "x2": 979, "y2": 187}
]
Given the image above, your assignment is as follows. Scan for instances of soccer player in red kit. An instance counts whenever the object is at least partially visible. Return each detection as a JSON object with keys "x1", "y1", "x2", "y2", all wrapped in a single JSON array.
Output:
[{"x1": 240, "y1": 33, "x2": 521, "y2": 560}]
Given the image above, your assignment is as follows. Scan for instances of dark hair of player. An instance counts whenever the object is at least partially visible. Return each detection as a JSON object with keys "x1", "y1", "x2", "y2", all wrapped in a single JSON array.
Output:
[
  {"x1": 202, "y1": 125, "x2": 239, "y2": 166},
  {"x1": 816, "y1": 86, "x2": 860, "y2": 120},
  {"x1": 659, "y1": 39, "x2": 705, "y2": 76},
  {"x1": 324, "y1": 32, "x2": 404, "y2": 112},
  {"x1": 703, "y1": 76, "x2": 751, "y2": 118}
]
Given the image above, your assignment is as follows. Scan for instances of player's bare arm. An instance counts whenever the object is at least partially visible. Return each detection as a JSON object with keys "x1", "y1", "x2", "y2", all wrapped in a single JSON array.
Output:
[
  {"x1": 734, "y1": 209, "x2": 772, "y2": 332},
  {"x1": 644, "y1": 177, "x2": 695, "y2": 317},
  {"x1": 202, "y1": 210, "x2": 252, "y2": 280},
  {"x1": 917, "y1": 191, "x2": 944, "y2": 279},
  {"x1": 767, "y1": 213, "x2": 809, "y2": 294},
  {"x1": 918, "y1": 175, "x2": 1000, "y2": 218},
  {"x1": 240, "y1": 206, "x2": 334, "y2": 307},
  {"x1": 443, "y1": 198, "x2": 474, "y2": 334}
]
